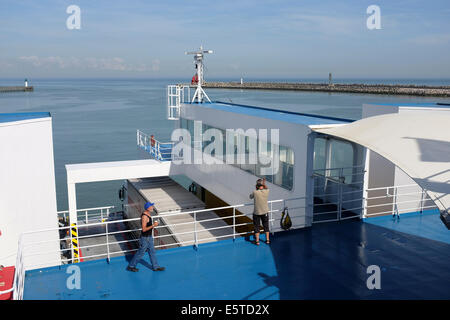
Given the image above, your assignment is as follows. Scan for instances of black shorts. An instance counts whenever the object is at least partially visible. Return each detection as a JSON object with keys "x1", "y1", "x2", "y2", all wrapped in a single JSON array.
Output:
[{"x1": 253, "y1": 213, "x2": 269, "y2": 233}]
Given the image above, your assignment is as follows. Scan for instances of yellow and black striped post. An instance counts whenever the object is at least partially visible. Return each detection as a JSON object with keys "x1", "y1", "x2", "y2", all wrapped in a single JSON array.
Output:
[{"x1": 71, "y1": 223, "x2": 80, "y2": 263}]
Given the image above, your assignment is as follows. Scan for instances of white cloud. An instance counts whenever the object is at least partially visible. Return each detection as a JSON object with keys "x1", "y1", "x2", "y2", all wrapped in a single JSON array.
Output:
[{"x1": 17, "y1": 56, "x2": 159, "y2": 72}]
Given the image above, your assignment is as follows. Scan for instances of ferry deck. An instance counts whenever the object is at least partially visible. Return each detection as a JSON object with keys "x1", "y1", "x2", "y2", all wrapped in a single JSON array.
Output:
[
  {"x1": 1, "y1": 50, "x2": 449, "y2": 300},
  {"x1": 23, "y1": 210, "x2": 449, "y2": 300}
]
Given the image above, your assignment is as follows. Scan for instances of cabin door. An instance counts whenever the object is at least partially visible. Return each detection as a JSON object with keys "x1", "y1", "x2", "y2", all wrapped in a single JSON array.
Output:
[{"x1": 312, "y1": 136, "x2": 364, "y2": 223}]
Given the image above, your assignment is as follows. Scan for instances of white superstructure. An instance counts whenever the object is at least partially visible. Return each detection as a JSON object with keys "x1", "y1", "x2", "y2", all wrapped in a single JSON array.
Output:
[{"x1": 0, "y1": 113, "x2": 59, "y2": 268}]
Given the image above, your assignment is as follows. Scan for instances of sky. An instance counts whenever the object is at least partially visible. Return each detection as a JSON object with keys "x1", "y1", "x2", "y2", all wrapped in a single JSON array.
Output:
[{"x1": 0, "y1": 0, "x2": 449, "y2": 79}]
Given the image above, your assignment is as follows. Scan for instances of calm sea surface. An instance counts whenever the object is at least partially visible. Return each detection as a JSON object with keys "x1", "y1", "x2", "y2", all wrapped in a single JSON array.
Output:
[{"x1": 0, "y1": 78, "x2": 449, "y2": 211}]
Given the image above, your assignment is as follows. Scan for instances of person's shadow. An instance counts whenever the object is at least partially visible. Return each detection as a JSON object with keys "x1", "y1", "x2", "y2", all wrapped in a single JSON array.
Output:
[{"x1": 241, "y1": 272, "x2": 280, "y2": 300}]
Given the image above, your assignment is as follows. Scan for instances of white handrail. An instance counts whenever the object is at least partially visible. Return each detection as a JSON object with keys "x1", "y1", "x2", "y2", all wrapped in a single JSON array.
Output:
[
  {"x1": 366, "y1": 184, "x2": 419, "y2": 191},
  {"x1": 57, "y1": 205, "x2": 115, "y2": 214},
  {"x1": 57, "y1": 205, "x2": 116, "y2": 224},
  {"x1": 137, "y1": 129, "x2": 174, "y2": 161}
]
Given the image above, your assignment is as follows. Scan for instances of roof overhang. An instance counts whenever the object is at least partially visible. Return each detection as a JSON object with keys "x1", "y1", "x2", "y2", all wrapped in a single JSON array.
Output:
[
  {"x1": 66, "y1": 159, "x2": 178, "y2": 184},
  {"x1": 312, "y1": 112, "x2": 450, "y2": 216}
]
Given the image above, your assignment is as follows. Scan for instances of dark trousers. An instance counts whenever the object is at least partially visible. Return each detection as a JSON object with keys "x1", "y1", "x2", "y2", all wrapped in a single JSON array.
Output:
[{"x1": 253, "y1": 213, "x2": 269, "y2": 234}]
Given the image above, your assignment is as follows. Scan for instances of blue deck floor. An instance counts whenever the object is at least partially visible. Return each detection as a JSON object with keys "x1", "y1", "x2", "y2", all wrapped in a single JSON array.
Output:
[
  {"x1": 364, "y1": 210, "x2": 450, "y2": 244},
  {"x1": 24, "y1": 212, "x2": 450, "y2": 300}
]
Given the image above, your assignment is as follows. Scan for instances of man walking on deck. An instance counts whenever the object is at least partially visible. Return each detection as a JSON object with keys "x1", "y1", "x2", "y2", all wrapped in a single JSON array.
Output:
[
  {"x1": 250, "y1": 178, "x2": 270, "y2": 245},
  {"x1": 127, "y1": 202, "x2": 165, "y2": 272}
]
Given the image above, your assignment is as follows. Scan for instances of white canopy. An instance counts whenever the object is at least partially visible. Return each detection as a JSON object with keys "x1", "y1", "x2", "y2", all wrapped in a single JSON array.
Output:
[{"x1": 313, "y1": 112, "x2": 450, "y2": 214}]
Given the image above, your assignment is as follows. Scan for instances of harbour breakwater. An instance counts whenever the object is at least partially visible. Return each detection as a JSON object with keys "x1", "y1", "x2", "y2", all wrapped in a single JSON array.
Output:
[
  {"x1": 203, "y1": 82, "x2": 450, "y2": 97},
  {"x1": 0, "y1": 86, "x2": 34, "y2": 93}
]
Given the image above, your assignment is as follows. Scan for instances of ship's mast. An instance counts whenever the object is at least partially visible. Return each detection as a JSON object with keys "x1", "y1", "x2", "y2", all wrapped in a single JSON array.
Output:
[{"x1": 186, "y1": 46, "x2": 213, "y2": 103}]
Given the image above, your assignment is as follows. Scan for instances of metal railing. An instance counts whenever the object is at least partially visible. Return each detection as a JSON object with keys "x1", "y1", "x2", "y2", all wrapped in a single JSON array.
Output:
[
  {"x1": 0, "y1": 236, "x2": 26, "y2": 299},
  {"x1": 364, "y1": 184, "x2": 437, "y2": 218},
  {"x1": 137, "y1": 130, "x2": 174, "y2": 161},
  {"x1": 57, "y1": 206, "x2": 115, "y2": 224},
  {"x1": 312, "y1": 167, "x2": 365, "y2": 223},
  {"x1": 167, "y1": 85, "x2": 191, "y2": 120},
  {"x1": 312, "y1": 168, "x2": 439, "y2": 223},
  {"x1": 312, "y1": 183, "x2": 438, "y2": 223}
]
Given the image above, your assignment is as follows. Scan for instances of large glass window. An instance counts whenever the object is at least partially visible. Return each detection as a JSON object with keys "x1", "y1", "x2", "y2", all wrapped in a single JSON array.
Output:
[
  {"x1": 313, "y1": 137, "x2": 327, "y2": 170},
  {"x1": 330, "y1": 140, "x2": 354, "y2": 184},
  {"x1": 313, "y1": 136, "x2": 355, "y2": 184},
  {"x1": 179, "y1": 118, "x2": 294, "y2": 190},
  {"x1": 277, "y1": 146, "x2": 294, "y2": 189}
]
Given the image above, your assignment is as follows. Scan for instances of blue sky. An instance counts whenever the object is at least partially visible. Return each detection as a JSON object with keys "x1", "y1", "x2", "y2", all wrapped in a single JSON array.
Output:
[{"x1": 0, "y1": 0, "x2": 449, "y2": 79}]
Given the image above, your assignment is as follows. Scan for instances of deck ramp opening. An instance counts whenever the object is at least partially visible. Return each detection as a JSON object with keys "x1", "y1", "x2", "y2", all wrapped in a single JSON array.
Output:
[{"x1": 127, "y1": 177, "x2": 235, "y2": 247}]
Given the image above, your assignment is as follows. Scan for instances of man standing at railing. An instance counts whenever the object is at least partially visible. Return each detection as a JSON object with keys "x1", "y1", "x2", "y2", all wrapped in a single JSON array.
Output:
[
  {"x1": 250, "y1": 178, "x2": 270, "y2": 245},
  {"x1": 150, "y1": 135, "x2": 155, "y2": 147},
  {"x1": 126, "y1": 202, "x2": 165, "y2": 272}
]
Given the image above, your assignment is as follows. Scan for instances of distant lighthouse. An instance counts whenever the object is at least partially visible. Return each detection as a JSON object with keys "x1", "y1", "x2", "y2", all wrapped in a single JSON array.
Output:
[{"x1": 24, "y1": 79, "x2": 28, "y2": 88}]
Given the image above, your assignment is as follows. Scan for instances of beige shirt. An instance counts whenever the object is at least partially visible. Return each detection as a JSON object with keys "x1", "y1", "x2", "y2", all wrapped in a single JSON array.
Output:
[{"x1": 250, "y1": 189, "x2": 270, "y2": 215}]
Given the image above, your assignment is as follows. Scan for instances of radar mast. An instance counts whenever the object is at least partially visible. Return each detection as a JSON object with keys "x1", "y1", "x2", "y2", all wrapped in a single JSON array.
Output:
[{"x1": 185, "y1": 46, "x2": 213, "y2": 103}]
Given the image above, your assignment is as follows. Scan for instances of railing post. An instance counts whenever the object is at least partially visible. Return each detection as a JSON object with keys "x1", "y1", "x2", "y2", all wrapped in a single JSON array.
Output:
[
  {"x1": 194, "y1": 211, "x2": 198, "y2": 249},
  {"x1": 85, "y1": 210, "x2": 88, "y2": 224},
  {"x1": 338, "y1": 168, "x2": 343, "y2": 220},
  {"x1": 393, "y1": 187, "x2": 399, "y2": 219},
  {"x1": 106, "y1": 222, "x2": 110, "y2": 263},
  {"x1": 270, "y1": 201, "x2": 274, "y2": 236},
  {"x1": 363, "y1": 193, "x2": 368, "y2": 219},
  {"x1": 167, "y1": 86, "x2": 170, "y2": 118},
  {"x1": 419, "y1": 188, "x2": 425, "y2": 214},
  {"x1": 70, "y1": 222, "x2": 74, "y2": 263},
  {"x1": 158, "y1": 142, "x2": 161, "y2": 160},
  {"x1": 232, "y1": 207, "x2": 236, "y2": 240}
]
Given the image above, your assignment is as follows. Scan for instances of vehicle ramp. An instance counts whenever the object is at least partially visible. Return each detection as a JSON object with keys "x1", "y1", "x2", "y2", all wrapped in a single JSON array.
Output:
[{"x1": 128, "y1": 177, "x2": 235, "y2": 247}]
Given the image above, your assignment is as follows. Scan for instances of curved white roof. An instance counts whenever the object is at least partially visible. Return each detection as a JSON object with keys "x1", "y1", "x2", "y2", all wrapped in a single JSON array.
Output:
[{"x1": 314, "y1": 112, "x2": 450, "y2": 214}]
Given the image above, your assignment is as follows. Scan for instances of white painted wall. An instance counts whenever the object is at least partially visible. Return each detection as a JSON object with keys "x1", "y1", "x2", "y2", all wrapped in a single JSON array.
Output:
[{"x1": 0, "y1": 117, "x2": 60, "y2": 269}]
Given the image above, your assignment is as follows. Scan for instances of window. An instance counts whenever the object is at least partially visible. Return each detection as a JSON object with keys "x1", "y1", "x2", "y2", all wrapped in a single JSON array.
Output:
[
  {"x1": 313, "y1": 136, "x2": 355, "y2": 184},
  {"x1": 179, "y1": 118, "x2": 294, "y2": 190},
  {"x1": 277, "y1": 146, "x2": 294, "y2": 189},
  {"x1": 313, "y1": 137, "x2": 327, "y2": 170},
  {"x1": 329, "y1": 140, "x2": 354, "y2": 184}
]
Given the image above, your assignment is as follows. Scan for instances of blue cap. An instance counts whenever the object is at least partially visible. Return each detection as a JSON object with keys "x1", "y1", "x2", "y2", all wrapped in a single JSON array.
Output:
[{"x1": 144, "y1": 202, "x2": 155, "y2": 210}]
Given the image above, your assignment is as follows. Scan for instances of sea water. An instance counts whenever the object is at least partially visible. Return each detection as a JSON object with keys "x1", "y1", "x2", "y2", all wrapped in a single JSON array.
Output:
[{"x1": 0, "y1": 78, "x2": 448, "y2": 211}]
